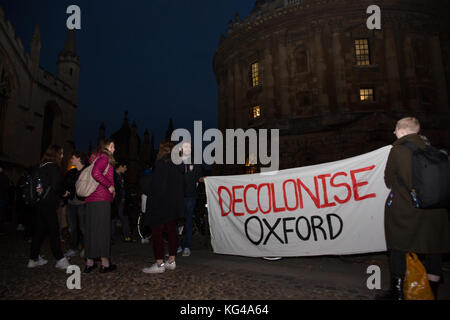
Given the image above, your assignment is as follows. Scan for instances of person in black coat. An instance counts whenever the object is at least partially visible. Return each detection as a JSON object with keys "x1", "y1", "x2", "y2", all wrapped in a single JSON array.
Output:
[
  {"x1": 28, "y1": 145, "x2": 71, "y2": 270},
  {"x1": 63, "y1": 150, "x2": 88, "y2": 257},
  {"x1": 111, "y1": 162, "x2": 131, "y2": 242},
  {"x1": 142, "y1": 141, "x2": 184, "y2": 274}
]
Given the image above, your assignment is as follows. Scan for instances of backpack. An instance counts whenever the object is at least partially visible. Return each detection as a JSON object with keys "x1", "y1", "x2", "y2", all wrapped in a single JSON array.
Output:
[
  {"x1": 399, "y1": 141, "x2": 450, "y2": 209},
  {"x1": 18, "y1": 163, "x2": 52, "y2": 206},
  {"x1": 75, "y1": 158, "x2": 109, "y2": 198}
]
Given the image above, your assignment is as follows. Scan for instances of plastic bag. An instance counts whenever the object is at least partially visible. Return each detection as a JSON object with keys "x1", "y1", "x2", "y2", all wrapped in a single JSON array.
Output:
[{"x1": 403, "y1": 253, "x2": 434, "y2": 300}]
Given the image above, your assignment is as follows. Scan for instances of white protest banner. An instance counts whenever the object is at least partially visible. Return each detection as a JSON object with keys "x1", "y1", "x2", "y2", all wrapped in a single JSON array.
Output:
[{"x1": 205, "y1": 146, "x2": 392, "y2": 257}]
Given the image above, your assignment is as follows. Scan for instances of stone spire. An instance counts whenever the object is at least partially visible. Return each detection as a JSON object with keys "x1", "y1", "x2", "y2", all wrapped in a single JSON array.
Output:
[
  {"x1": 30, "y1": 22, "x2": 41, "y2": 73},
  {"x1": 59, "y1": 29, "x2": 78, "y2": 58},
  {"x1": 98, "y1": 123, "x2": 105, "y2": 146},
  {"x1": 165, "y1": 118, "x2": 174, "y2": 141}
]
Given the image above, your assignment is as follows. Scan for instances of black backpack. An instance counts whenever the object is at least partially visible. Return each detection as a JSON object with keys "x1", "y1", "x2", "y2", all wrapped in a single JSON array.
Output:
[
  {"x1": 399, "y1": 141, "x2": 450, "y2": 210},
  {"x1": 18, "y1": 163, "x2": 52, "y2": 206}
]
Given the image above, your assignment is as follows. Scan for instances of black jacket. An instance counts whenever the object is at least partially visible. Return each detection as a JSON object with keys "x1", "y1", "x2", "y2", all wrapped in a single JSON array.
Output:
[
  {"x1": 114, "y1": 172, "x2": 126, "y2": 202},
  {"x1": 182, "y1": 163, "x2": 203, "y2": 198},
  {"x1": 38, "y1": 162, "x2": 63, "y2": 207},
  {"x1": 63, "y1": 167, "x2": 87, "y2": 201},
  {"x1": 147, "y1": 156, "x2": 185, "y2": 227}
]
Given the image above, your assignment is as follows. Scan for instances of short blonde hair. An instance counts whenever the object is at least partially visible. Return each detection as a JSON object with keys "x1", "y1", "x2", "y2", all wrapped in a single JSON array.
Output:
[{"x1": 396, "y1": 117, "x2": 420, "y2": 134}]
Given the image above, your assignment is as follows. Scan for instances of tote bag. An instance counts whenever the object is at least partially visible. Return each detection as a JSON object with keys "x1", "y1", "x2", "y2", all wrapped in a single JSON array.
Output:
[{"x1": 75, "y1": 159, "x2": 109, "y2": 198}]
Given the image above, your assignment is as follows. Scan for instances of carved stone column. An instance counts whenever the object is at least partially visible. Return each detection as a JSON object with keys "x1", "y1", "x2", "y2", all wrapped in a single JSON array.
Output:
[
  {"x1": 226, "y1": 63, "x2": 235, "y2": 128},
  {"x1": 218, "y1": 73, "x2": 227, "y2": 131},
  {"x1": 264, "y1": 44, "x2": 276, "y2": 120},
  {"x1": 384, "y1": 26, "x2": 402, "y2": 110},
  {"x1": 430, "y1": 33, "x2": 449, "y2": 112},
  {"x1": 330, "y1": 21, "x2": 348, "y2": 112},
  {"x1": 278, "y1": 35, "x2": 290, "y2": 117},
  {"x1": 312, "y1": 23, "x2": 328, "y2": 111},
  {"x1": 234, "y1": 62, "x2": 245, "y2": 128},
  {"x1": 403, "y1": 33, "x2": 420, "y2": 110}
]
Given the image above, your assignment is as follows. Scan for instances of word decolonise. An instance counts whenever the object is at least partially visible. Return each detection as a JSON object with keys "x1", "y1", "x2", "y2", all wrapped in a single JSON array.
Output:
[{"x1": 216, "y1": 165, "x2": 377, "y2": 245}]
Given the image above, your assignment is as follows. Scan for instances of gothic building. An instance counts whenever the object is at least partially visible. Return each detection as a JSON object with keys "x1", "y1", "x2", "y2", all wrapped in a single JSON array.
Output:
[
  {"x1": 0, "y1": 6, "x2": 79, "y2": 182},
  {"x1": 213, "y1": 0, "x2": 450, "y2": 174}
]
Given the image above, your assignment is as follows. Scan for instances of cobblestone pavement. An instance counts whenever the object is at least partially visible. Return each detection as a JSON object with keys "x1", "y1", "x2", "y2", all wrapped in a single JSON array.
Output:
[{"x1": 1, "y1": 225, "x2": 449, "y2": 300}]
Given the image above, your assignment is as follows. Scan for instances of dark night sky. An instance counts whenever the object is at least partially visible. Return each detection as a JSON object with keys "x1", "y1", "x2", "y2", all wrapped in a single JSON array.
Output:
[{"x1": 0, "y1": 0, "x2": 255, "y2": 151}]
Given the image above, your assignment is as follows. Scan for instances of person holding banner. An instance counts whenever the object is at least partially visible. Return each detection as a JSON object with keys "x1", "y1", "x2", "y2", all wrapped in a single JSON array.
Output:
[
  {"x1": 177, "y1": 142, "x2": 204, "y2": 257},
  {"x1": 142, "y1": 141, "x2": 185, "y2": 274},
  {"x1": 381, "y1": 117, "x2": 450, "y2": 300}
]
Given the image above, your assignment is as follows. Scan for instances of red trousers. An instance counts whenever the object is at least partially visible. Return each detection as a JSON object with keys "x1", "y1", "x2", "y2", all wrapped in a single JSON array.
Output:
[{"x1": 151, "y1": 220, "x2": 178, "y2": 260}]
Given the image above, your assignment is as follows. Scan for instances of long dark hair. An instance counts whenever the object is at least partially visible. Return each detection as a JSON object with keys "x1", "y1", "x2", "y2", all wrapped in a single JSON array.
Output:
[
  {"x1": 156, "y1": 141, "x2": 174, "y2": 162},
  {"x1": 72, "y1": 150, "x2": 89, "y2": 167},
  {"x1": 41, "y1": 145, "x2": 63, "y2": 167},
  {"x1": 101, "y1": 139, "x2": 116, "y2": 166}
]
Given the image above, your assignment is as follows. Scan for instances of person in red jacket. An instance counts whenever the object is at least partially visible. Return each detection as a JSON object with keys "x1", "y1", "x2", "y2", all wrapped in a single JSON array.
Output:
[{"x1": 84, "y1": 139, "x2": 117, "y2": 273}]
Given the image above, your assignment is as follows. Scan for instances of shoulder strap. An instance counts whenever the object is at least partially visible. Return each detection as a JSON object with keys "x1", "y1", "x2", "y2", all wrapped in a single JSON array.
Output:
[{"x1": 401, "y1": 141, "x2": 419, "y2": 152}]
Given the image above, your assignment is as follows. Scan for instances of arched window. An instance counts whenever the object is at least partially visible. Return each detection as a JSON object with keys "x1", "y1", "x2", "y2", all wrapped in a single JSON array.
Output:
[{"x1": 295, "y1": 48, "x2": 309, "y2": 73}]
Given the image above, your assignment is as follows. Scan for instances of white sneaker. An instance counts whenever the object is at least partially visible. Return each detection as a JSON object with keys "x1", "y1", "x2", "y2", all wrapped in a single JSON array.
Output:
[
  {"x1": 79, "y1": 249, "x2": 85, "y2": 258},
  {"x1": 164, "y1": 260, "x2": 176, "y2": 271},
  {"x1": 27, "y1": 256, "x2": 48, "y2": 268},
  {"x1": 55, "y1": 257, "x2": 71, "y2": 270},
  {"x1": 141, "y1": 238, "x2": 150, "y2": 244},
  {"x1": 177, "y1": 246, "x2": 183, "y2": 254},
  {"x1": 182, "y1": 248, "x2": 191, "y2": 257},
  {"x1": 263, "y1": 257, "x2": 282, "y2": 261},
  {"x1": 16, "y1": 224, "x2": 25, "y2": 231},
  {"x1": 65, "y1": 249, "x2": 78, "y2": 257},
  {"x1": 142, "y1": 263, "x2": 165, "y2": 274},
  {"x1": 38, "y1": 256, "x2": 48, "y2": 265}
]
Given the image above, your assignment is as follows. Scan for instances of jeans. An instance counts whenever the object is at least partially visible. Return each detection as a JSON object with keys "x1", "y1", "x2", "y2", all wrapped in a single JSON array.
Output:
[
  {"x1": 390, "y1": 250, "x2": 443, "y2": 278},
  {"x1": 180, "y1": 197, "x2": 196, "y2": 249},
  {"x1": 66, "y1": 204, "x2": 86, "y2": 250},
  {"x1": 111, "y1": 199, "x2": 130, "y2": 238}
]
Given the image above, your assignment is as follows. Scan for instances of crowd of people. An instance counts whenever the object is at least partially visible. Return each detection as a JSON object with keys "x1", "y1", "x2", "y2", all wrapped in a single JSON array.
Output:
[
  {"x1": 0, "y1": 138, "x2": 204, "y2": 274},
  {"x1": 0, "y1": 116, "x2": 449, "y2": 299}
]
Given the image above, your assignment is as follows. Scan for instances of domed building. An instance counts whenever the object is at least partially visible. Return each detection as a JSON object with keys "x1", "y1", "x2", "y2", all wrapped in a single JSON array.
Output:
[{"x1": 213, "y1": 0, "x2": 450, "y2": 174}]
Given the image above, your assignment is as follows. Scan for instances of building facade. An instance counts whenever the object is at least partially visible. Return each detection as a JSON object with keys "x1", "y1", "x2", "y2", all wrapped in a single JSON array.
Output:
[
  {"x1": 0, "y1": 6, "x2": 79, "y2": 182},
  {"x1": 213, "y1": 0, "x2": 450, "y2": 174}
]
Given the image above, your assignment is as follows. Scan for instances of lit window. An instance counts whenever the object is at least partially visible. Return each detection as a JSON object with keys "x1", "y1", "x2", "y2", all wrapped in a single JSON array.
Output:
[
  {"x1": 360, "y1": 88, "x2": 375, "y2": 102},
  {"x1": 251, "y1": 62, "x2": 260, "y2": 87},
  {"x1": 252, "y1": 106, "x2": 261, "y2": 119},
  {"x1": 354, "y1": 39, "x2": 371, "y2": 66}
]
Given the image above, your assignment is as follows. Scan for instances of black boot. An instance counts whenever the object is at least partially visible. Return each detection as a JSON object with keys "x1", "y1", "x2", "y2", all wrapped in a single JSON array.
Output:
[
  {"x1": 429, "y1": 281, "x2": 439, "y2": 300},
  {"x1": 376, "y1": 277, "x2": 404, "y2": 300}
]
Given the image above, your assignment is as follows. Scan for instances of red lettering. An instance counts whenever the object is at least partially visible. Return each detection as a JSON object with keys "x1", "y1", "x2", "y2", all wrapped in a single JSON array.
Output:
[
  {"x1": 350, "y1": 165, "x2": 377, "y2": 201},
  {"x1": 232, "y1": 185, "x2": 245, "y2": 216},
  {"x1": 296, "y1": 177, "x2": 321, "y2": 209},
  {"x1": 270, "y1": 183, "x2": 286, "y2": 213},
  {"x1": 330, "y1": 172, "x2": 352, "y2": 204},
  {"x1": 257, "y1": 183, "x2": 272, "y2": 214},
  {"x1": 218, "y1": 186, "x2": 232, "y2": 217},
  {"x1": 243, "y1": 184, "x2": 258, "y2": 214},
  {"x1": 283, "y1": 179, "x2": 299, "y2": 211},
  {"x1": 317, "y1": 174, "x2": 336, "y2": 208}
]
